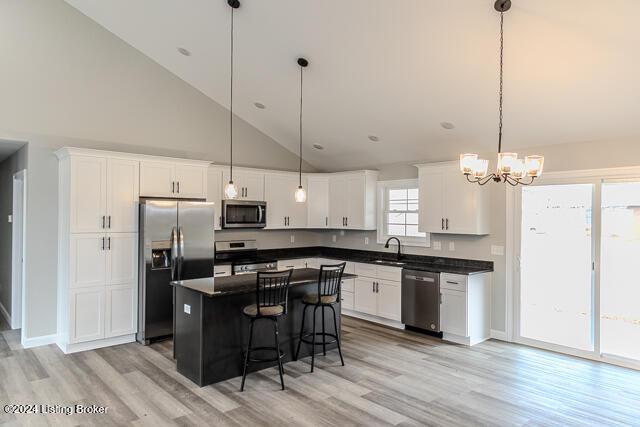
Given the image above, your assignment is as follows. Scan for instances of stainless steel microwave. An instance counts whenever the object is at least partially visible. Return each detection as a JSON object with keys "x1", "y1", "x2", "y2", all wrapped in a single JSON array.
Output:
[{"x1": 222, "y1": 200, "x2": 267, "y2": 229}]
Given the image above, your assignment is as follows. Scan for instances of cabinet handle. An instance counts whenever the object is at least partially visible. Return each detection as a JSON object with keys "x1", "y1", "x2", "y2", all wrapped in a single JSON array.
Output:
[
  {"x1": 446, "y1": 218, "x2": 449, "y2": 230},
  {"x1": 102, "y1": 237, "x2": 105, "y2": 250},
  {"x1": 372, "y1": 281, "x2": 375, "y2": 292},
  {"x1": 172, "y1": 181, "x2": 175, "y2": 193},
  {"x1": 446, "y1": 281, "x2": 459, "y2": 285},
  {"x1": 107, "y1": 237, "x2": 111, "y2": 250},
  {"x1": 108, "y1": 216, "x2": 111, "y2": 229},
  {"x1": 442, "y1": 218, "x2": 444, "y2": 230},
  {"x1": 177, "y1": 182, "x2": 180, "y2": 194},
  {"x1": 102, "y1": 216, "x2": 106, "y2": 229},
  {"x1": 346, "y1": 217, "x2": 348, "y2": 227},
  {"x1": 440, "y1": 293, "x2": 443, "y2": 304},
  {"x1": 376, "y1": 282, "x2": 379, "y2": 293},
  {"x1": 325, "y1": 217, "x2": 328, "y2": 226}
]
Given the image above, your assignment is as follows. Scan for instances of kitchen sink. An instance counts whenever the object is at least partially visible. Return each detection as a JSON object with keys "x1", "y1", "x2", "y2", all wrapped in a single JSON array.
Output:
[{"x1": 373, "y1": 259, "x2": 406, "y2": 266}]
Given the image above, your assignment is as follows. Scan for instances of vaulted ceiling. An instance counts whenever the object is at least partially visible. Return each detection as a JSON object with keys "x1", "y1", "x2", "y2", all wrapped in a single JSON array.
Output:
[{"x1": 65, "y1": 0, "x2": 640, "y2": 171}]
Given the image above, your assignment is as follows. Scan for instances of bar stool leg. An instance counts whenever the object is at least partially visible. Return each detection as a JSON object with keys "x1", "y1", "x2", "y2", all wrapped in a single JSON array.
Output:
[
  {"x1": 240, "y1": 319, "x2": 255, "y2": 392},
  {"x1": 330, "y1": 305, "x2": 345, "y2": 366},
  {"x1": 321, "y1": 305, "x2": 327, "y2": 356},
  {"x1": 273, "y1": 318, "x2": 285, "y2": 390},
  {"x1": 311, "y1": 305, "x2": 318, "y2": 373},
  {"x1": 294, "y1": 304, "x2": 308, "y2": 361}
]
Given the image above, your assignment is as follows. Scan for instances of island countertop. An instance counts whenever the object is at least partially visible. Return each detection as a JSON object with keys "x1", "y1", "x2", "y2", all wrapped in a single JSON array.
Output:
[{"x1": 170, "y1": 268, "x2": 358, "y2": 298}]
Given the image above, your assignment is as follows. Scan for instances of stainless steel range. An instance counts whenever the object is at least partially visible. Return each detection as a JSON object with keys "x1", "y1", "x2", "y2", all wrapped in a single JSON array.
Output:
[{"x1": 214, "y1": 240, "x2": 277, "y2": 275}]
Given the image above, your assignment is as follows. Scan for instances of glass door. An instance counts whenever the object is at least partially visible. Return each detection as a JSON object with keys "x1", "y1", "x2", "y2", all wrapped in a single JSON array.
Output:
[
  {"x1": 519, "y1": 184, "x2": 594, "y2": 351},
  {"x1": 600, "y1": 182, "x2": 640, "y2": 362}
]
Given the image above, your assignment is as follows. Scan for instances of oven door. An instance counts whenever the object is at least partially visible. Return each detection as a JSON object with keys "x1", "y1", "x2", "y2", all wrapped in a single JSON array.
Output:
[{"x1": 222, "y1": 200, "x2": 267, "y2": 229}]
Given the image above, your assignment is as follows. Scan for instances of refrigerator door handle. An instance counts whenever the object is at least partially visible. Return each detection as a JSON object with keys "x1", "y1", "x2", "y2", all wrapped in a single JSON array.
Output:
[
  {"x1": 170, "y1": 226, "x2": 178, "y2": 281},
  {"x1": 177, "y1": 226, "x2": 185, "y2": 279}
]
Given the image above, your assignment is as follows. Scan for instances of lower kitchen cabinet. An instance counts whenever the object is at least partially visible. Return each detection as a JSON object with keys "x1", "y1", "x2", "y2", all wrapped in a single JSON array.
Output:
[
  {"x1": 277, "y1": 258, "x2": 308, "y2": 270},
  {"x1": 105, "y1": 284, "x2": 137, "y2": 338},
  {"x1": 440, "y1": 288, "x2": 468, "y2": 337},
  {"x1": 440, "y1": 272, "x2": 491, "y2": 345},
  {"x1": 70, "y1": 287, "x2": 105, "y2": 344},
  {"x1": 354, "y1": 278, "x2": 378, "y2": 315},
  {"x1": 377, "y1": 280, "x2": 402, "y2": 321},
  {"x1": 352, "y1": 263, "x2": 402, "y2": 322}
]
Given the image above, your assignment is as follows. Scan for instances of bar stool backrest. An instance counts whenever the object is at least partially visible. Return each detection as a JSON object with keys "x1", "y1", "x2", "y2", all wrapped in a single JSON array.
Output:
[
  {"x1": 317, "y1": 262, "x2": 346, "y2": 298},
  {"x1": 256, "y1": 269, "x2": 293, "y2": 315}
]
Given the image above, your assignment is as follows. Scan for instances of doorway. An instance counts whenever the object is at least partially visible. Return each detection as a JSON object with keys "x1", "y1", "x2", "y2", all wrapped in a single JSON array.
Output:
[{"x1": 11, "y1": 169, "x2": 26, "y2": 330}]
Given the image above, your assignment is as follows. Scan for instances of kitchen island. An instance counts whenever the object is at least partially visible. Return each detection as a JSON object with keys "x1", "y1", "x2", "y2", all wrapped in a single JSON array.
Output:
[{"x1": 170, "y1": 268, "x2": 356, "y2": 387}]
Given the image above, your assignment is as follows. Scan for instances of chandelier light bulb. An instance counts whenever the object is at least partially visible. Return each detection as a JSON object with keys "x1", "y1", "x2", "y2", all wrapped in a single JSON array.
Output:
[
  {"x1": 525, "y1": 155, "x2": 545, "y2": 177},
  {"x1": 224, "y1": 181, "x2": 239, "y2": 199},
  {"x1": 294, "y1": 186, "x2": 307, "y2": 203},
  {"x1": 460, "y1": 153, "x2": 478, "y2": 174}
]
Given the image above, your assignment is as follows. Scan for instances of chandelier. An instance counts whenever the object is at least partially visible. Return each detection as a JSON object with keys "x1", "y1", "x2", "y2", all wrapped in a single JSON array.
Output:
[{"x1": 460, "y1": 0, "x2": 544, "y2": 186}]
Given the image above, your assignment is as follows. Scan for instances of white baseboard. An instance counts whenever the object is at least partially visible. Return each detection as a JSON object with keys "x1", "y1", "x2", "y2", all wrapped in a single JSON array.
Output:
[
  {"x1": 490, "y1": 329, "x2": 508, "y2": 341},
  {"x1": 57, "y1": 334, "x2": 136, "y2": 354},
  {"x1": 0, "y1": 301, "x2": 10, "y2": 326},
  {"x1": 22, "y1": 334, "x2": 57, "y2": 349}
]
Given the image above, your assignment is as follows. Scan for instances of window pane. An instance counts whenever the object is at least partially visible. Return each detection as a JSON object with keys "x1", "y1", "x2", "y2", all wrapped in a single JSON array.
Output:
[
  {"x1": 389, "y1": 201, "x2": 407, "y2": 211},
  {"x1": 388, "y1": 224, "x2": 406, "y2": 236},
  {"x1": 389, "y1": 189, "x2": 408, "y2": 200},
  {"x1": 406, "y1": 213, "x2": 419, "y2": 225},
  {"x1": 406, "y1": 225, "x2": 425, "y2": 237},
  {"x1": 388, "y1": 212, "x2": 405, "y2": 224},
  {"x1": 407, "y1": 202, "x2": 419, "y2": 211},
  {"x1": 520, "y1": 184, "x2": 593, "y2": 352},
  {"x1": 407, "y1": 188, "x2": 419, "y2": 199},
  {"x1": 601, "y1": 182, "x2": 640, "y2": 361}
]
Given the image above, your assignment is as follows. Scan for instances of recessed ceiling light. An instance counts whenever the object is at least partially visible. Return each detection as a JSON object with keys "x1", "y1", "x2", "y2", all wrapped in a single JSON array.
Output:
[
  {"x1": 440, "y1": 121, "x2": 455, "y2": 130},
  {"x1": 254, "y1": 102, "x2": 266, "y2": 109},
  {"x1": 312, "y1": 144, "x2": 324, "y2": 150},
  {"x1": 368, "y1": 135, "x2": 380, "y2": 142},
  {"x1": 177, "y1": 47, "x2": 191, "y2": 56}
]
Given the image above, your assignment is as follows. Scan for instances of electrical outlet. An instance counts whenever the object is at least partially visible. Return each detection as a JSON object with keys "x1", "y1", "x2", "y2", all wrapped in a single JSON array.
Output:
[
  {"x1": 183, "y1": 304, "x2": 191, "y2": 315},
  {"x1": 364, "y1": 237, "x2": 369, "y2": 245},
  {"x1": 433, "y1": 241, "x2": 442, "y2": 251},
  {"x1": 491, "y1": 245, "x2": 505, "y2": 256},
  {"x1": 332, "y1": 235, "x2": 337, "y2": 243},
  {"x1": 290, "y1": 235, "x2": 295, "y2": 243},
  {"x1": 7, "y1": 215, "x2": 12, "y2": 223},
  {"x1": 449, "y1": 242, "x2": 455, "y2": 251},
  {"x1": 340, "y1": 230, "x2": 345, "y2": 236}
]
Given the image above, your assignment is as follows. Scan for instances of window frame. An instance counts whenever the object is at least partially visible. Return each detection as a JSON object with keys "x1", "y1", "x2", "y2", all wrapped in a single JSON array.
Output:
[{"x1": 376, "y1": 179, "x2": 430, "y2": 247}]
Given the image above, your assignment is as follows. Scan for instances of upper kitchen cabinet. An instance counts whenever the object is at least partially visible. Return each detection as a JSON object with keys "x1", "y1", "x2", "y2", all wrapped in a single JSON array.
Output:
[
  {"x1": 223, "y1": 169, "x2": 264, "y2": 201},
  {"x1": 307, "y1": 175, "x2": 330, "y2": 228},
  {"x1": 62, "y1": 152, "x2": 139, "y2": 234},
  {"x1": 416, "y1": 162, "x2": 490, "y2": 235},
  {"x1": 140, "y1": 160, "x2": 208, "y2": 199},
  {"x1": 207, "y1": 167, "x2": 223, "y2": 230},
  {"x1": 328, "y1": 171, "x2": 378, "y2": 230},
  {"x1": 264, "y1": 173, "x2": 307, "y2": 229}
]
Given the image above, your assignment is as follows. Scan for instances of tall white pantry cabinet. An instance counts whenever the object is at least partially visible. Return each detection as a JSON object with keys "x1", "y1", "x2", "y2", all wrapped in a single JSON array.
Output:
[{"x1": 56, "y1": 148, "x2": 140, "y2": 353}]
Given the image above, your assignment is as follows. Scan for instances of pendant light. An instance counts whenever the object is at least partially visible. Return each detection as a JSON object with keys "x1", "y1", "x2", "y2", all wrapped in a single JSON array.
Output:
[
  {"x1": 294, "y1": 57, "x2": 309, "y2": 203},
  {"x1": 460, "y1": 0, "x2": 544, "y2": 186},
  {"x1": 224, "y1": 0, "x2": 240, "y2": 199}
]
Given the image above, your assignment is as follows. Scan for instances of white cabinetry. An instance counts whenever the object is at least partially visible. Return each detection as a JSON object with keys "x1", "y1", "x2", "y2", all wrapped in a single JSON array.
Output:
[
  {"x1": 265, "y1": 173, "x2": 307, "y2": 229},
  {"x1": 56, "y1": 148, "x2": 142, "y2": 353},
  {"x1": 417, "y1": 162, "x2": 490, "y2": 235},
  {"x1": 207, "y1": 167, "x2": 223, "y2": 230},
  {"x1": 140, "y1": 160, "x2": 207, "y2": 199},
  {"x1": 214, "y1": 264, "x2": 232, "y2": 277},
  {"x1": 277, "y1": 258, "x2": 308, "y2": 270},
  {"x1": 307, "y1": 176, "x2": 330, "y2": 228},
  {"x1": 440, "y1": 272, "x2": 491, "y2": 346},
  {"x1": 328, "y1": 171, "x2": 377, "y2": 230},
  {"x1": 223, "y1": 169, "x2": 264, "y2": 201},
  {"x1": 351, "y1": 263, "x2": 402, "y2": 322}
]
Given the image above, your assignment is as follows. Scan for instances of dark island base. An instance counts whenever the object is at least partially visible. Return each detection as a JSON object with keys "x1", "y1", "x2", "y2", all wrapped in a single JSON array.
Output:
[{"x1": 174, "y1": 282, "x2": 340, "y2": 387}]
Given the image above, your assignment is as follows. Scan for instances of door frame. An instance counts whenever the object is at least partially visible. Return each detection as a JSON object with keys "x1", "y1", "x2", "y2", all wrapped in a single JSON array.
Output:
[
  {"x1": 11, "y1": 169, "x2": 26, "y2": 330},
  {"x1": 507, "y1": 166, "x2": 640, "y2": 370}
]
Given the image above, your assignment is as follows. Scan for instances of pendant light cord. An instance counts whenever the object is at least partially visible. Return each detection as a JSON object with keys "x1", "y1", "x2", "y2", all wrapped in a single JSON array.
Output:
[
  {"x1": 498, "y1": 10, "x2": 504, "y2": 154},
  {"x1": 229, "y1": 7, "x2": 235, "y2": 181},
  {"x1": 299, "y1": 65, "x2": 303, "y2": 186}
]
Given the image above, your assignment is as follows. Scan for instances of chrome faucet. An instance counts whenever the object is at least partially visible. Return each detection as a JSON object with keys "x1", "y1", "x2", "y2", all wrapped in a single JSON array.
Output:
[{"x1": 384, "y1": 237, "x2": 402, "y2": 261}]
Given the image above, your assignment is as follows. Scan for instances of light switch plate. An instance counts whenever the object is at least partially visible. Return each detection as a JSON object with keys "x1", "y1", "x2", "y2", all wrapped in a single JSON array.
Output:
[
  {"x1": 433, "y1": 241, "x2": 442, "y2": 251},
  {"x1": 364, "y1": 237, "x2": 369, "y2": 245},
  {"x1": 449, "y1": 242, "x2": 455, "y2": 251},
  {"x1": 290, "y1": 235, "x2": 295, "y2": 243},
  {"x1": 183, "y1": 304, "x2": 191, "y2": 315},
  {"x1": 491, "y1": 245, "x2": 505, "y2": 256},
  {"x1": 332, "y1": 235, "x2": 337, "y2": 243}
]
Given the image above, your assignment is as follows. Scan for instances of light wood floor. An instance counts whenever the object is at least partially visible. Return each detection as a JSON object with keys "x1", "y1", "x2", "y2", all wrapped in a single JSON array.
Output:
[{"x1": 1, "y1": 315, "x2": 640, "y2": 426}]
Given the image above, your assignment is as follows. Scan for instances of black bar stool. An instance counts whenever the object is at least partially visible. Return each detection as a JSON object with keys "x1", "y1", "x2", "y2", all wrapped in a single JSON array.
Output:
[
  {"x1": 294, "y1": 262, "x2": 346, "y2": 372},
  {"x1": 240, "y1": 269, "x2": 293, "y2": 392}
]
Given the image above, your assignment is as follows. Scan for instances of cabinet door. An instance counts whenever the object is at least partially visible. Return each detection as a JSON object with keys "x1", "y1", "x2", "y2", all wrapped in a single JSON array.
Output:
[
  {"x1": 418, "y1": 167, "x2": 445, "y2": 233},
  {"x1": 105, "y1": 284, "x2": 136, "y2": 338},
  {"x1": 70, "y1": 156, "x2": 107, "y2": 233},
  {"x1": 354, "y1": 278, "x2": 377, "y2": 315},
  {"x1": 346, "y1": 174, "x2": 366, "y2": 229},
  {"x1": 70, "y1": 287, "x2": 105, "y2": 343},
  {"x1": 106, "y1": 233, "x2": 138, "y2": 286},
  {"x1": 443, "y1": 168, "x2": 479, "y2": 234},
  {"x1": 377, "y1": 280, "x2": 402, "y2": 321},
  {"x1": 140, "y1": 161, "x2": 175, "y2": 197},
  {"x1": 441, "y1": 288, "x2": 468, "y2": 337},
  {"x1": 307, "y1": 176, "x2": 329, "y2": 228},
  {"x1": 329, "y1": 175, "x2": 348, "y2": 228},
  {"x1": 175, "y1": 165, "x2": 207, "y2": 199},
  {"x1": 265, "y1": 174, "x2": 294, "y2": 229},
  {"x1": 207, "y1": 168, "x2": 223, "y2": 230},
  {"x1": 341, "y1": 292, "x2": 354, "y2": 311},
  {"x1": 277, "y1": 259, "x2": 307, "y2": 270},
  {"x1": 70, "y1": 234, "x2": 107, "y2": 288},
  {"x1": 106, "y1": 158, "x2": 139, "y2": 233},
  {"x1": 225, "y1": 171, "x2": 265, "y2": 200}
]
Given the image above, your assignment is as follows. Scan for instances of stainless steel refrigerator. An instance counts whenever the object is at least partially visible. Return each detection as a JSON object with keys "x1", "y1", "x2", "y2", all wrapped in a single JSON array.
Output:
[{"x1": 137, "y1": 199, "x2": 215, "y2": 344}]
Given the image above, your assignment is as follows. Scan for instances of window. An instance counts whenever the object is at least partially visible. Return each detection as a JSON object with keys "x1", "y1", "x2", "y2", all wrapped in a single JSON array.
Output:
[{"x1": 377, "y1": 180, "x2": 430, "y2": 247}]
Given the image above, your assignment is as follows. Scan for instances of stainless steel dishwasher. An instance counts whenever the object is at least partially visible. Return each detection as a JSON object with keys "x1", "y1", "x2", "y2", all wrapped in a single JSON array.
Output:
[{"x1": 401, "y1": 269, "x2": 441, "y2": 333}]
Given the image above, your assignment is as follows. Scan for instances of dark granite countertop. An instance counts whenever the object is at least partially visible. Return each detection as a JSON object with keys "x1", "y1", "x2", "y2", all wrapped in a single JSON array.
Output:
[
  {"x1": 171, "y1": 268, "x2": 358, "y2": 298},
  {"x1": 216, "y1": 246, "x2": 492, "y2": 276}
]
